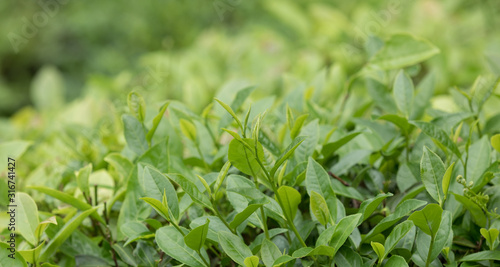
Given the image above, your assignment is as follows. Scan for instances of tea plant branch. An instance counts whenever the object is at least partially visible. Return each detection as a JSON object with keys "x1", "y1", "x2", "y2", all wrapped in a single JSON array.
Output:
[
  {"x1": 194, "y1": 142, "x2": 211, "y2": 172},
  {"x1": 244, "y1": 147, "x2": 270, "y2": 240},
  {"x1": 197, "y1": 250, "x2": 210, "y2": 267},
  {"x1": 253, "y1": 154, "x2": 308, "y2": 248},
  {"x1": 425, "y1": 235, "x2": 435, "y2": 267},
  {"x1": 210, "y1": 198, "x2": 236, "y2": 234}
]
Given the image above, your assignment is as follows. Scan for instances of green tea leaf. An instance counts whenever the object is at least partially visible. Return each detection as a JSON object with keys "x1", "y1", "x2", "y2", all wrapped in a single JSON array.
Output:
[
  {"x1": 480, "y1": 228, "x2": 499, "y2": 250},
  {"x1": 14, "y1": 193, "x2": 39, "y2": 245},
  {"x1": 214, "y1": 161, "x2": 231, "y2": 195},
  {"x1": 393, "y1": 70, "x2": 414, "y2": 117},
  {"x1": 385, "y1": 255, "x2": 409, "y2": 267},
  {"x1": 459, "y1": 251, "x2": 500, "y2": 262},
  {"x1": 128, "y1": 91, "x2": 146, "y2": 123},
  {"x1": 453, "y1": 193, "x2": 486, "y2": 227},
  {"x1": 292, "y1": 245, "x2": 335, "y2": 258},
  {"x1": 34, "y1": 216, "x2": 57, "y2": 243},
  {"x1": 358, "y1": 192, "x2": 393, "y2": 224},
  {"x1": 218, "y1": 231, "x2": 253, "y2": 266},
  {"x1": 40, "y1": 207, "x2": 98, "y2": 261},
  {"x1": 244, "y1": 256, "x2": 260, "y2": 267},
  {"x1": 270, "y1": 136, "x2": 306, "y2": 178},
  {"x1": 383, "y1": 220, "x2": 414, "y2": 258},
  {"x1": 309, "y1": 191, "x2": 331, "y2": 226},
  {"x1": 290, "y1": 114, "x2": 309, "y2": 139},
  {"x1": 141, "y1": 165, "x2": 179, "y2": 219},
  {"x1": 104, "y1": 153, "x2": 133, "y2": 183},
  {"x1": 317, "y1": 213, "x2": 361, "y2": 257},
  {"x1": 28, "y1": 186, "x2": 105, "y2": 224},
  {"x1": 276, "y1": 185, "x2": 301, "y2": 221},
  {"x1": 230, "y1": 198, "x2": 268, "y2": 229},
  {"x1": 378, "y1": 114, "x2": 410, "y2": 135},
  {"x1": 215, "y1": 98, "x2": 244, "y2": 131},
  {"x1": 261, "y1": 239, "x2": 282, "y2": 267},
  {"x1": 123, "y1": 114, "x2": 148, "y2": 155},
  {"x1": 363, "y1": 199, "x2": 426, "y2": 242},
  {"x1": 411, "y1": 121, "x2": 461, "y2": 158},
  {"x1": 272, "y1": 255, "x2": 295, "y2": 267},
  {"x1": 420, "y1": 146, "x2": 446, "y2": 205},
  {"x1": 442, "y1": 162, "x2": 455, "y2": 200},
  {"x1": 140, "y1": 197, "x2": 170, "y2": 221},
  {"x1": 306, "y1": 158, "x2": 337, "y2": 223},
  {"x1": 146, "y1": 101, "x2": 170, "y2": 144},
  {"x1": 184, "y1": 219, "x2": 210, "y2": 251},
  {"x1": 492, "y1": 134, "x2": 500, "y2": 153},
  {"x1": 167, "y1": 174, "x2": 212, "y2": 210},
  {"x1": 408, "y1": 204, "x2": 442, "y2": 238},
  {"x1": 370, "y1": 242, "x2": 385, "y2": 262},
  {"x1": 321, "y1": 131, "x2": 362, "y2": 159},
  {"x1": 75, "y1": 163, "x2": 92, "y2": 196},
  {"x1": 156, "y1": 226, "x2": 208, "y2": 267},
  {"x1": 333, "y1": 247, "x2": 363, "y2": 267},
  {"x1": 180, "y1": 118, "x2": 197, "y2": 142},
  {"x1": 228, "y1": 138, "x2": 265, "y2": 176},
  {"x1": 112, "y1": 243, "x2": 138, "y2": 267},
  {"x1": 369, "y1": 33, "x2": 440, "y2": 70},
  {"x1": 0, "y1": 242, "x2": 28, "y2": 267},
  {"x1": 19, "y1": 241, "x2": 44, "y2": 264}
]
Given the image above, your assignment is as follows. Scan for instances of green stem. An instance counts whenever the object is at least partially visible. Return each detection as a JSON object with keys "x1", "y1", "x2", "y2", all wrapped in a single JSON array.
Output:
[
  {"x1": 254, "y1": 157, "x2": 309, "y2": 248},
  {"x1": 244, "y1": 146, "x2": 270, "y2": 240},
  {"x1": 204, "y1": 118, "x2": 220, "y2": 150},
  {"x1": 289, "y1": 221, "x2": 307, "y2": 248},
  {"x1": 195, "y1": 143, "x2": 210, "y2": 172},
  {"x1": 405, "y1": 134, "x2": 410, "y2": 162},
  {"x1": 197, "y1": 250, "x2": 210, "y2": 267},
  {"x1": 171, "y1": 220, "x2": 186, "y2": 237},
  {"x1": 212, "y1": 199, "x2": 236, "y2": 234},
  {"x1": 260, "y1": 207, "x2": 270, "y2": 240},
  {"x1": 425, "y1": 236, "x2": 435, "y2": 267}
]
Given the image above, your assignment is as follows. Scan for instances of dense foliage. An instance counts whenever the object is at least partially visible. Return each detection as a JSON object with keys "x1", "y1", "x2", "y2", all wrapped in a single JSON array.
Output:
[{"x1": 1, "y1": 1, "x2": 500, "y2": 267}]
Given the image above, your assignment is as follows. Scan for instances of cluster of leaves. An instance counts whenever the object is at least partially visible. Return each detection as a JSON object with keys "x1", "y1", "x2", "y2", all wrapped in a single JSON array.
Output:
[{"x1": 1, "y1": 32, "x2": 500, "y2": 267}]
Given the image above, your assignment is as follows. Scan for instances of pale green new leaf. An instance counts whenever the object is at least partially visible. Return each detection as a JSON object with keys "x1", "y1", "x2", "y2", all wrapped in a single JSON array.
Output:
[
  {"x1": 306, "y1": 158, "x2": 337, "y2": 223},
  {"x1": 442, "y1": 162, "x2": 455, "y2": 200},
  {"x1": 492, "y1": 134, "x2": 500, "y2": 153},
  {"x1": 146, "y1": 101, "x2": 170, "y2": 144},
  {"x1": 370, "y1": 242, "x2": 385, "y2": 262},
  {"x1": 275, "y1": 185, "x2": 301, "y2": 221},
  {"x1": 128, "y1": 91, "x2": 146, "y2": 123},
  {"x1": 244, "y1": 256, "x2": 260, "y2": 267},
  {"x1": 310, "y1": 191, "x2": 331, "y2": 226},
  {"x1": 14, "y1": 193, "x2": 39, "y2": 246}
]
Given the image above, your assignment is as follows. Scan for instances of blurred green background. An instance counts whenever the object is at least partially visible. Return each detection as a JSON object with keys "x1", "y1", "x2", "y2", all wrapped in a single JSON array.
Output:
[{"x1": 0, "y1": 0, "x2": 499, "y2": 118}]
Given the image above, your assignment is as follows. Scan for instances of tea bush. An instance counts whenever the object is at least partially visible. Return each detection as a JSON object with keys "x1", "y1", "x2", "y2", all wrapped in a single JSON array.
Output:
[{"x1": 1, "y1": 2, "x2": 500, "y2": 267}]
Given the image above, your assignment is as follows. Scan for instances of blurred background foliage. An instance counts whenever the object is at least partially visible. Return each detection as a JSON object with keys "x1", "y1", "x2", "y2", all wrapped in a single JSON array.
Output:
[{"x1": 1, "y1": 0, "x2": 499, "y2": 117}]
